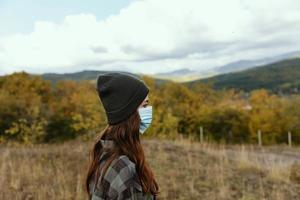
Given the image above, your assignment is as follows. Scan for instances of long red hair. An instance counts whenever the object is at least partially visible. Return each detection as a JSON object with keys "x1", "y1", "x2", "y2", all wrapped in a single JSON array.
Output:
[{"x1": 85, "y1": 109, "x2": 159, "y2": 199}]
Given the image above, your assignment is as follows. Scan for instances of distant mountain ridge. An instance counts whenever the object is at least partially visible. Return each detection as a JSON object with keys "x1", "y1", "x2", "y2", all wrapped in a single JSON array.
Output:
[
  {"x1": 151, "y1": 68, "x2": 207, "y2": 82},
  {"x1": 155, "y1": 68, "x2": 197, "y2": 77},
  {"x1": 41, "y1": 70, "x2": 139, "y2": 83},
  {"x1": 32, "y1": 70, "x2": 169, "y2": 87},
  {"x1": 39, "y1": 57, "x2": 300, "y2": 94},
  {"x1": 149, "y1": 50, "x2": 300, "y2": 82},
  {"x1": 2, "y1": 50, "x2": 298, "y2": 94},
  {"x1": 216, "y1": 50, "x2": 300, "y2": 74},
  {"x1": 186, "y1": 58, "x2": 300, "y2": 94}
]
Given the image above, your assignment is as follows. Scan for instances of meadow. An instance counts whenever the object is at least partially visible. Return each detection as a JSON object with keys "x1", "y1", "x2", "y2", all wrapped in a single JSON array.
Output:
[{"x1": 1, "y1": 139, "x2": 299, "y2": 200}]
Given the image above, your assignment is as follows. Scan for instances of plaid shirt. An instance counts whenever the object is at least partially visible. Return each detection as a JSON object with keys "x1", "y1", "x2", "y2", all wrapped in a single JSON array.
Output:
[{"x1": 89, "y1": 140, "x2": 155, "y2": 200}]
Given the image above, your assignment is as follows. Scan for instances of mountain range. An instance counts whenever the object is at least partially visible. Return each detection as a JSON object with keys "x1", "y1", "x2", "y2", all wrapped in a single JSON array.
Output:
[
  {"x1": 3, "y1": 50, "x2": 298, "y2": 94},
  {"x1": 186, "y1": 58, "x2": 300, "y2": 94},
  {"x1": 152, "y1": 50, "x2": 300, "y2": 82},
  {"x1": 215, "y1": 50, "x2": 300, "y2": 74},
  {"x1": 41, "y1": 70, "x2": 139, "y2": 84}
]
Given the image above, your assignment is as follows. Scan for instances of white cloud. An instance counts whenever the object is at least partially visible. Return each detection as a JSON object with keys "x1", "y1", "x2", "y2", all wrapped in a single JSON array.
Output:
[{"x1": 1, "y1": 0, "x2": 300, "y2": 75}]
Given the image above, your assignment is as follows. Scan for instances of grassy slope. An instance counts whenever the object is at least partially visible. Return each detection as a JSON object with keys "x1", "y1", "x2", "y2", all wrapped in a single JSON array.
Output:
[{"x1": 0, "y1": 139, "x2": 299, "y2": 200}]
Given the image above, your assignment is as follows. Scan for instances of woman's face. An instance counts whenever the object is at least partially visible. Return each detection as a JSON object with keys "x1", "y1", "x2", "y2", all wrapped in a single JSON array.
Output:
[{"x1": 138, "y1": 95, "x2": 150, "y2": 109}]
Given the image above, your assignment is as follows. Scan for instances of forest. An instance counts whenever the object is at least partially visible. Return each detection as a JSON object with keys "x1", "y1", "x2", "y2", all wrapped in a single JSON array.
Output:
[{"x1": 0, "y1": 71, "x2": 299, "y2": 145}]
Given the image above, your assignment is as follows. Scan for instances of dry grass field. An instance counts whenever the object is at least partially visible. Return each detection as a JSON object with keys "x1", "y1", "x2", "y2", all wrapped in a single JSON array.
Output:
[{"x1": 0, "y1": 139, "x2": 300, "y2": 200}]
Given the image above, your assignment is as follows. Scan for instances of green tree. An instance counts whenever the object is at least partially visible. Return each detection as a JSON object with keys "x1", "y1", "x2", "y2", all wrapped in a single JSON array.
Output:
[{"x1": 200, "y1": 107, "x2": 250, "y2": 143}]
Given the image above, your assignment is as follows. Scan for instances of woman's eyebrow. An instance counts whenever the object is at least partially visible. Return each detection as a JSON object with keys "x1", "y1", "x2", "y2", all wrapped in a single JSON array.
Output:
[{"x1": 142, "y1": 100, "x2": 149, "y2": 106}]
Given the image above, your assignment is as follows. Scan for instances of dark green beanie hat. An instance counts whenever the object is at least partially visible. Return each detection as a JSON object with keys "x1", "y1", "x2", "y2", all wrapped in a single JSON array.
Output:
[{"x1": 96, "y1": 72, "x2": 149, "y2": 125}]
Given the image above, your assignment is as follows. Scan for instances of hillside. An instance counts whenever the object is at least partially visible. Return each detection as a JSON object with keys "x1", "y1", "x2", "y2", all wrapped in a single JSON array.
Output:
[
  {"x1": 152, "y1": 68, "x2": 207, "y2": 82},
  {"x1": 215, "y1": 50, "x2": 300, "y2": 74},
  {"x1": 41, "y1": 70, "x2": 138, "y2": 83},
  {"x1": 186, "y1": 58, "x2": 300, "y2": 94},
  {"x1": 148, "y1": 50, "x2": 300, "y2": 82},
  {"x1": 39, "y1": 70, "x2": 168, "y2": 87}
]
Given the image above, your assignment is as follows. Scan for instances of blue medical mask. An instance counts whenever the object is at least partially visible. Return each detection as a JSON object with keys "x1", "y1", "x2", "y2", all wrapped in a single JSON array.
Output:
[{"x1": 138, "y1": 105, "x2": 152, "y2": 134}]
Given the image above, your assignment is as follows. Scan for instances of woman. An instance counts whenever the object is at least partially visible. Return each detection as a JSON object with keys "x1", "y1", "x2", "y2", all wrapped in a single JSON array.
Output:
[{"x1": 85, "y1": 72, "x2": 159, "y2": 200}]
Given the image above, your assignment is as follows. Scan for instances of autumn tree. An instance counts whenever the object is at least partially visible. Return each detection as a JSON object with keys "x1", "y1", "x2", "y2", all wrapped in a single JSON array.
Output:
[
  {"x1": 248, "y1": 89, "x2": 284, "y2": 144},
  {"x1": 0, "y1": 72, "x2": 51, "y2": 143},
  {"x1": 45, "y1": 80, "x2": 105, "y2": 142}
]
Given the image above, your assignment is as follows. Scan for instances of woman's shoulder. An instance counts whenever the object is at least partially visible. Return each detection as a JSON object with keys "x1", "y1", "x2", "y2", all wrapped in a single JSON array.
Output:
[
  {"x1": 100, "y1": 155, "x2": 144, "y2": 197},
  {"x1": 102, "y1": 154, "x2": 141, "y2": 189},
  {"x1": 109, "y1": 155, "x2": 136, "y2": 175},
  {"x1": 92, "y1": 154, "x2": 155, "y2": 199}
]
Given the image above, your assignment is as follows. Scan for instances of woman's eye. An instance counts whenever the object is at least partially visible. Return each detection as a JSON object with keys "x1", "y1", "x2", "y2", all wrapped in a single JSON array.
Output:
[{"x1": 143, "y1": 104, "x2": 148, "y2": 108}]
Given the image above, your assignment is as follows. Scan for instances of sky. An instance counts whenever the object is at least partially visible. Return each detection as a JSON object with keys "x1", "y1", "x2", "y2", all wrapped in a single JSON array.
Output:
[{"x1": 0, "y1": 0, "x2": 300, "y2": 75}]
